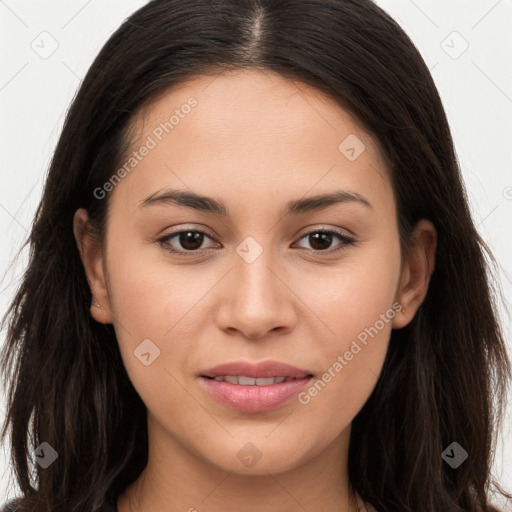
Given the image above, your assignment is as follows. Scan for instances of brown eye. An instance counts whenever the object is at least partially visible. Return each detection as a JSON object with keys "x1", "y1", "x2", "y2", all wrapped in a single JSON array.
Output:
[
  {"x1": 295, "y1": 229, "x2": 356, "y2": 253},
  {"x1": 159, "y1": 230, "x2": 216, "y2": 253}
]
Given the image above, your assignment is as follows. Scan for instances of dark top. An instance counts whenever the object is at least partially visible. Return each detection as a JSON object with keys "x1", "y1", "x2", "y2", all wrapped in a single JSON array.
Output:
[
  {"x1": 0, "y1": 495, "x2": 378, "y2": 512},
  {"x1": 0, "y1": 500, "x2": 117, "y2": 512},
  {"x1": 1, "y1": 501, "x2": 18, "y2": 512},
  {"x1": 0, "y1": 500, "x2": 117, "y2": 511}
]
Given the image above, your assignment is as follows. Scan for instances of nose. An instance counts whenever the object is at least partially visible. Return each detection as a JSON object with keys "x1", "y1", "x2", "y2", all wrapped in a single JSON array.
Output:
[{"x1": 215, "y1": 248, "x2": 297, "y2": 340}]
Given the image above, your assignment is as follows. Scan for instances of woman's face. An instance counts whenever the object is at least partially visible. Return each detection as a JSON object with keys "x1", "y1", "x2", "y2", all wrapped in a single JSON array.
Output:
[{"x1": 76, "y1": 69, "x2": 435, "y2": 475}]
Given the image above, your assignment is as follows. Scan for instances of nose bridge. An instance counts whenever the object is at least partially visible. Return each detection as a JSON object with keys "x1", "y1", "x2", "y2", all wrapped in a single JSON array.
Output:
[
  {"x1": 234, "y1": 237, "x2": 282, "y2": 312},
  {"x1": 216, "y1": 235, "x2": 295, "y2": 338},
  {"x1": 237, "y1": 248, "x2": 276, "y2": 301}
]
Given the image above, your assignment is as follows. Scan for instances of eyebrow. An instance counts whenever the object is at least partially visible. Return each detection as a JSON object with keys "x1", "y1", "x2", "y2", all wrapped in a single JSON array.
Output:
[{"x1": 139, "y1": 188, "x2": 373, "y2": 216}]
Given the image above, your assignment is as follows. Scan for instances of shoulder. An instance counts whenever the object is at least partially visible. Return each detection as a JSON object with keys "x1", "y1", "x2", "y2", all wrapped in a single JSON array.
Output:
[
  {"x1": 0, "y1": 500, "x2": 20, "y2": 512},
  {"x1": 0, "y1": 500, "x2": 116, "y2": 511}
]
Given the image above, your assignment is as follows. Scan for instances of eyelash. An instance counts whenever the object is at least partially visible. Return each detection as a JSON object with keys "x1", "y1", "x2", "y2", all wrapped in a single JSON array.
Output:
[{"x1": 157, "y1": 227, "x2": 357, "y2": 256}]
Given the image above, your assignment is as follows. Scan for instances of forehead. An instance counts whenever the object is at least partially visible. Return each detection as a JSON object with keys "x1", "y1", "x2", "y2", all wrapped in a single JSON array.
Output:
[{"x1": 111, "y1": 69, "x2": 394, "y2": 215}]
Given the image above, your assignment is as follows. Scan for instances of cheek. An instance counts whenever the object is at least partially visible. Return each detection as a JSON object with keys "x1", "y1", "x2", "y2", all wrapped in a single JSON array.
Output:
[
  {"x1": 103, "y1": 232, "x2": 221, "y2": 413},
  {"x1": 104, "y1": 226, "x2": 211, "y2": 339},
  {"x1": 292, "y1": 240, "x2": 400, "y2": 419},
  {"x1": 105, "y1": 251, "x2": 198, "y2": 420},
  {"x1": 296, "y1": 235, "x2": 400, "y2": 336}
]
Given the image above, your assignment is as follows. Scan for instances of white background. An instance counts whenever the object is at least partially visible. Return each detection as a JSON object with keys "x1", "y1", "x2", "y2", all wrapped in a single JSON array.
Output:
[{"x1": 0, "y1": 0, "x2": 511, "y2": 507}]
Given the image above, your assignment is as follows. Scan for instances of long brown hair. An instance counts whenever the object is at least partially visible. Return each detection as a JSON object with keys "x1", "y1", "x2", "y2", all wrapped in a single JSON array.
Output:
[{"x1": 1, "y1": 1, "x2": 511, "y2": 510}]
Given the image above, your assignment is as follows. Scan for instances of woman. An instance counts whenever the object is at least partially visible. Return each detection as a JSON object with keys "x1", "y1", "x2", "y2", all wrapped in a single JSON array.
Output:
[{"x1": 1, "y1": 0, "x2": 510, "y2": 511}]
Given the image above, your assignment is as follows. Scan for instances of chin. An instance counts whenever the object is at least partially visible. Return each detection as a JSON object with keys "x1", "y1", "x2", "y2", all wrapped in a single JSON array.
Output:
[{"x1": 190, "y1": 436, "x2": 305, "y2": 475}]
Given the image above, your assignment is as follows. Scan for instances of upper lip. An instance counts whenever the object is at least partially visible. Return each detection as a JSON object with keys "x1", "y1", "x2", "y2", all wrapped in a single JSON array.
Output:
[{"x1": 201, "y1": 360, "x2": 313, "y2": 379}]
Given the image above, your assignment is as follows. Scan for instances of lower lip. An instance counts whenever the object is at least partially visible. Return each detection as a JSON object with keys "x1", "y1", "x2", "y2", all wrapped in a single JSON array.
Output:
[{"x1": 199, "y1": 376, "x2": 312, "y2": 413}]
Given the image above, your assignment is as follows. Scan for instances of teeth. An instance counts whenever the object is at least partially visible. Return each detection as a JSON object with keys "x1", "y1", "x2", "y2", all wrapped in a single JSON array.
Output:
[
  {"x1": 210, "y1": 375, "x2": 291, "y2": 385},
  {"x1": 239, "y1": 376, "x2": 257, "y2": 385},
  {"x1": 255, "y1": 377, "x2": 276, "y2": 385}
]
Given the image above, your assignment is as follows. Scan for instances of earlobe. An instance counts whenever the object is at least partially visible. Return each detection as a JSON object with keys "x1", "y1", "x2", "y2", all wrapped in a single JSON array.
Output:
[
  {"x1": 73, "y1": 208, "x2": 113, "y2": 324},
  {"x1": 392, "y1": 219, "x2": 437, "y2": 329}
]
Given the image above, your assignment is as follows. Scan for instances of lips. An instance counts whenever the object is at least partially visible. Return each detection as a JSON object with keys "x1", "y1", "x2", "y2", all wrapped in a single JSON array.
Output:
[
  {"x1": 201, "y1": 360, "x2": 312, "y2": 379},
  {"x1": 210, "y1": 375, "x2": 289, "y2": 385},
  {"x1": 199, "y1": 360, "x2": 313, "y2": 413}
]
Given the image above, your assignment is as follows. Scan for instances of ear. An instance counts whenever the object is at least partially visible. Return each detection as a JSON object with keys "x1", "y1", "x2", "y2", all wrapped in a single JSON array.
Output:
[
  {"x1": 73, "y1": 208, "x2": 113, "y2": 324},
  {"x1": 392, "y1": 219, "x2": 437, "y2": 329}
]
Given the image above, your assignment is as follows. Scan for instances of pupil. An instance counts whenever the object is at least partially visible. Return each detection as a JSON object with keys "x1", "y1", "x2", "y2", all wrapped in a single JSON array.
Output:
[
  {"x1": 310, "y1": 232, "x2": 332, "y2": 250},
  {"x1": 180, "y1": 231, "x2": 203, "y2": 250}
]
